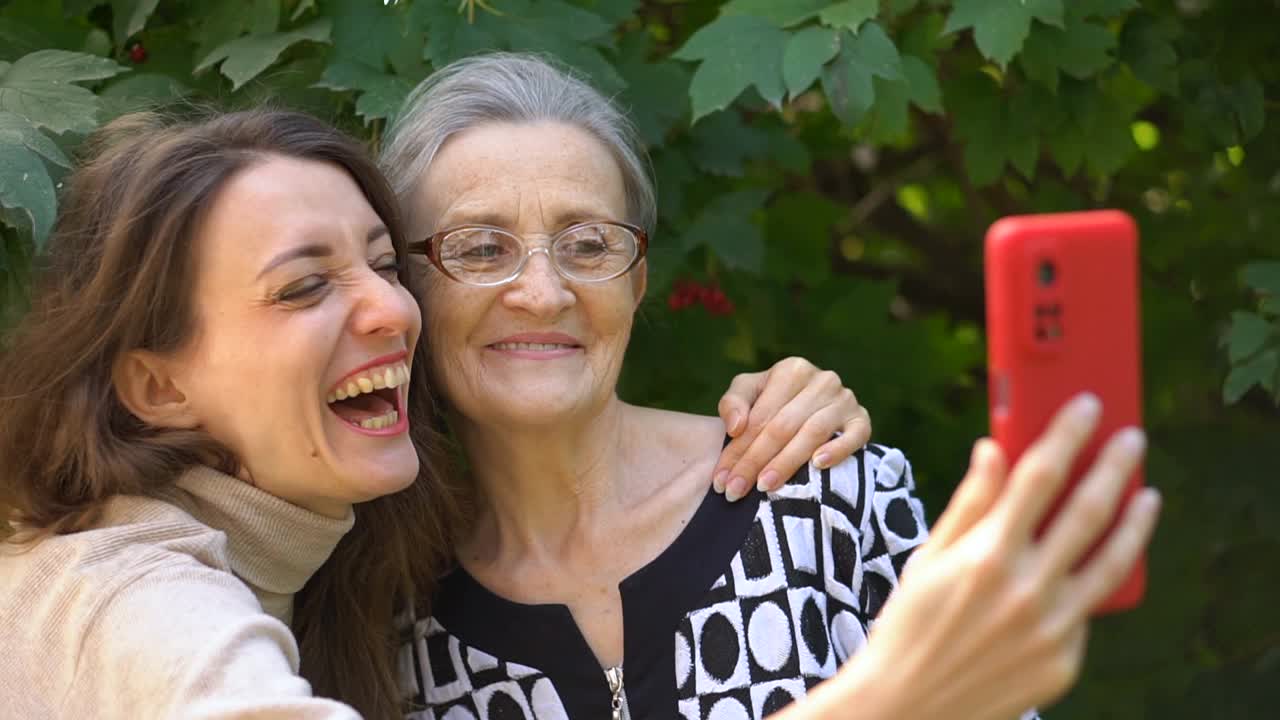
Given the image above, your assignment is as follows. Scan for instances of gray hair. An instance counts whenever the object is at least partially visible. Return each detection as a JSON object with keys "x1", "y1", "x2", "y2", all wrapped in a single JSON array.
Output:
[{"x1": 380, "y1": 52, "x2": 657, "y2": 234}]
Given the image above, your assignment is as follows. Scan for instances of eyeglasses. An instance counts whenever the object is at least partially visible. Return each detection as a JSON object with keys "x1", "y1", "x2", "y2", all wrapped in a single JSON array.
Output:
[{"x1": 407, "y1": 220, "x2": 648, "y2": 287}]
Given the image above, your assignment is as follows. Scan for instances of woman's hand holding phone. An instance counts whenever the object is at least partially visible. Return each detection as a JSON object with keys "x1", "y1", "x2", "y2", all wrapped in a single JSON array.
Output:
[{"x1": 778, "y1": 394, "x2": 1161, "y2": 720}]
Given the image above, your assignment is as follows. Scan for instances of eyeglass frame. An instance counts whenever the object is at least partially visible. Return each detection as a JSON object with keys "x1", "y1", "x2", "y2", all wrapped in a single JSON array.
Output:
[{"x1": 406, "y1": 219, "x2": 650, "y2": 287}]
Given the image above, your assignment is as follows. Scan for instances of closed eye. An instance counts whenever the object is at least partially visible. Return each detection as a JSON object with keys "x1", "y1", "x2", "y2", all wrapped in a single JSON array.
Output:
[
  {"x1": 372, "y1": 253, "x2": 401, "y2": 282},
  {"x1": 276, "y1": 274, "x2": 328, "y2": 303}
]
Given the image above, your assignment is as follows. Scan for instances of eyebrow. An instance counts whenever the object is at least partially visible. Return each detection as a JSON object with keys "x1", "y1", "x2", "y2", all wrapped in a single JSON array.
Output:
[
  {"x1": 440, "y1": 209, "x2": 611, "y2": 231},
  {"x1": 257, "y1": 224, "x2": 390, "y2": 279}
]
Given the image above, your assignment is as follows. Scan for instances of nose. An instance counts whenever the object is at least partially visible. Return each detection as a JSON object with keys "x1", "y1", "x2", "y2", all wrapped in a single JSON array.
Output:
[
  {"x1": 350, "y1": 267, "x2": 419, "y2": 339},
  {"x1": 502, "y1": 247, "x2": 575, "y2": 319}
]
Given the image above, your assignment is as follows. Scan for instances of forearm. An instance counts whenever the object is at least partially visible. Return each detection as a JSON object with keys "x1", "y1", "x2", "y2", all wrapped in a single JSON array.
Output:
[{"x1": 769, "y1": 651, "x2": 902, "y2": 720}]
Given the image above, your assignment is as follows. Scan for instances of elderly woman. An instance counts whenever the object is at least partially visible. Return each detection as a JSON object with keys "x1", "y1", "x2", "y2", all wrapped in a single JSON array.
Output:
[
  {"x1": 0, "y1": 108, "x2": 869, "y2": 720},
  {"x1": 382, "y1": 53, "x2": 1159, "y2": 720}
]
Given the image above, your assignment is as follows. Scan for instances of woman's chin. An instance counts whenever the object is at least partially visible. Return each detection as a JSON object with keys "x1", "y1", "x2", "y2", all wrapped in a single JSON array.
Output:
[
  {"x1": 348, "y1": 468, "x2": 418, "y2": 504},
  {"x1": 495, "y1": 398, "x2": 602, "y2": 428},
  {"x1": 332, "y1": 444, "x2": 421, "y2": 503}
]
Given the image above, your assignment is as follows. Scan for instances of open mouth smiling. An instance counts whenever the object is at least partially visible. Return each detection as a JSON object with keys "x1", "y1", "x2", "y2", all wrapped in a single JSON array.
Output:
[
  {"x1": 326, "y1": 353, "x2": 410, "y2": 434},
  {"x1": 485, "y1": 333, "x2": 583, "y2": 358}
]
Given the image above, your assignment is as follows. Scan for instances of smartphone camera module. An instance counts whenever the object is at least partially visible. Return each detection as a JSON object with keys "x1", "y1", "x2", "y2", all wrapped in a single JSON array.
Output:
[{"x1": 1037, "y1": 259, "x2": 1056, "y2": 287}]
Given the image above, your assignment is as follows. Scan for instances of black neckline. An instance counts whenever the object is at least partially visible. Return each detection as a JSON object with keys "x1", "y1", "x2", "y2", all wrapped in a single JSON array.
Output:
[{"x1": 432, "y1": 441, "x2": 764, "y2": 719}]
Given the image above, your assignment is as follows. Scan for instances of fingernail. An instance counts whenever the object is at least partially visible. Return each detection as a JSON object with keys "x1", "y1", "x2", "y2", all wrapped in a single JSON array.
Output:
[
  {"x1": 728, "y1": 412, "x2": 743, "y2": 435},
  {"x1": 1135, "y1": 487, "x2": 1162, "y2": 516},
  {"x1": 726, "y1": 477, "x2": 748, "y2": 502},
  {"x1": 1119, "y1": 427, "x2": 1147, "y2": 454},
  {"x1": 813, "y1": 453, "x2": 830, "y2": 469},
  {"x1": 1144, "y1": 487, "x2": 1162, "y2": 510},
  {"x1": 1075, "y1": 393, "x2": 1101, "y2": 420},
  {"x1": 713, "y1": 469, "x2": 729, "y2": 493},
  {"x1": 757, "y1": 470, "x2": 779, "y2": 492}
]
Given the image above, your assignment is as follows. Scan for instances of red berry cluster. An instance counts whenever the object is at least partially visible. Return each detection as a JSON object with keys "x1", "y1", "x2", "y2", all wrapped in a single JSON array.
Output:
[
  {"x1": 129, "y1": 43, "x2": 147, "y2": 64},
  {"x1": 667, "y1": 278, "x2": 735, "y2": 315}
]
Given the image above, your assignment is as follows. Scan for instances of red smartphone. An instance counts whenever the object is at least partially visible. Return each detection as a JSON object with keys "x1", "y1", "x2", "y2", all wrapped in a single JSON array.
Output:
[{"x1": 984, "y1": 209, "x2": 1145, "y2": 614}]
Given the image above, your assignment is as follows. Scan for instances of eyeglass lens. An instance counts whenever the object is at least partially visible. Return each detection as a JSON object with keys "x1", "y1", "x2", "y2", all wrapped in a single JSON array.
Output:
[{"x1": 437, "y1": 223, "x2": 639, "y2": 284}]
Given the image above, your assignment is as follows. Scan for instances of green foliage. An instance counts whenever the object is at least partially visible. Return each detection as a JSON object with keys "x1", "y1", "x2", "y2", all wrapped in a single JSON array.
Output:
[
  {"x1": 944, "y1": 0, "x2": 1063, "y2": 68},
  {"x1": 195, "y1": 17, "x2": 330, "y2": 90},
  {"x1": 1223, "y1": 262, "x2": 1280, "y2": 404},
  {"x1": 0, "y1": 0, "x2": 1275, "y2": 716},
  {"x1": 674, "y1": 14, "x2": 788, "y2": 118},
  {"x1": 0, "y1": 49, "x2": 127, "y2": 133}
]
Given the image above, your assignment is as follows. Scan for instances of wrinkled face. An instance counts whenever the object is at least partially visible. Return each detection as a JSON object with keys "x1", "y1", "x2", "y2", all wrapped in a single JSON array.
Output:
[
  {"x1": 174, "y1": 155, "x2": 422, "y2": 516},
  {"x1": 408, "y1": 122, "x2": 646, "y2": 430}
]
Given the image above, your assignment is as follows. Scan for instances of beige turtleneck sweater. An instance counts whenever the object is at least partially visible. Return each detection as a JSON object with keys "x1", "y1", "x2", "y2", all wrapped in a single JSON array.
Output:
[{"x1": 0, "y1": 466, "x2": 362, "y2": 719}]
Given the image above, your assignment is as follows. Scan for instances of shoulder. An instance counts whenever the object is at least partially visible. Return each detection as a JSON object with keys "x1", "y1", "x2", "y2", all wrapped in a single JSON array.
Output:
[
  {"x1": 87, "y1": 558, "x2": 290, "y2": 668},
  {"x1": 1, "y1": 492, "x2": 264, "y2": 648},
  {"x1": 0, "y1": 497, "x2": 292, "y2": 716},
  {"x1": 860, "y1": 443, "x2": 915, "y2": 488},
  {"x1": 73, "y1": 495, "x2": 273, "y2": 657},
  {"x1": 2, "y1": 491, "x2": 236, "y2": 597},
  {"x1": 769, "y1": 443, "x2": 915, "y2": 504},
  {"x1": 625, "y1": 405, "x2": 725, "y2": 456},
  {"x1": 766, "y1": 444, "x2": 927, "y2": 549},
  {"x1": 76, "y1": 559, "x2": 358, "y2": 718}
]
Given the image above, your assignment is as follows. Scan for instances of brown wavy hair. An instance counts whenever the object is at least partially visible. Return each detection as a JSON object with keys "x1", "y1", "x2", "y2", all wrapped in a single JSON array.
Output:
[{"x1": 0, "y1": 108, "x2": 466, "y2": 719}]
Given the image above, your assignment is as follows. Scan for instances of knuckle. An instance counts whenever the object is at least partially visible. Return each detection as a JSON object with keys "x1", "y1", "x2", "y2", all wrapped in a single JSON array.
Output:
[
  {"x1": 838, "y1": 387, "x2": 858, "y2": 407},
  {"x1": 1003, "y1": 582, "x2": 1045, "y2": 625},
  {"x1": 763, "y1": 414, "x2": 803, "y2": 445},
  {"x1": 1093, "y1": 550, "x2": 1130, "y2": 592},
  {"x1": 1071, "y1": 490, "x2": 1114, "y2": 530},
  {"x1": 717, "y1": 445, "x2": 744, "y2": 466},
  {"x1": 1029, "y1": 616, "x2": 1070, "y2": 657},
  {"x1": 967, "y1": 546, "x2": 1010, "y2": 584},
  {"x1": 781, "y1": 356, "x2": 814, "y2": 375},
  {"x1": 816, "y1": 369, "x2": 842, "y2": 391},
  {"x1": 742, "y1": 409, "x2": 770, "y2": 436},
  {"x1": 857, "y1": 405, "x2": 872, "y2": 433},
  {"x1": 1017, "y1": 452, "x2": 1056, "y2": 483}
]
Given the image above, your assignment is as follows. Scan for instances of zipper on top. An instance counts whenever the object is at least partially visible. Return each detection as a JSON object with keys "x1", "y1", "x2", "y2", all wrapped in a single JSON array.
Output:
[{"x1": 604, "y1": 666, "x2": 632, "y2": 720}]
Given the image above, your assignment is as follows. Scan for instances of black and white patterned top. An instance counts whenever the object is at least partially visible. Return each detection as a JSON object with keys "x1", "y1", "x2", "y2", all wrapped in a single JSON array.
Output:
[{"x1": 398, "y1": 444, "x2": 1033, "y2": 719}]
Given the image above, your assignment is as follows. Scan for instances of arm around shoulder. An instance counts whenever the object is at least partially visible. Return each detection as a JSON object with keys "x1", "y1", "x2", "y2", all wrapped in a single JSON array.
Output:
[{"x1": 72, "y1": 560, "x2": 361, "y2": 720}]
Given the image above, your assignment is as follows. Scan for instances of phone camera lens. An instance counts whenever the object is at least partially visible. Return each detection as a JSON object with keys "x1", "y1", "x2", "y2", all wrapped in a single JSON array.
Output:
[{"x1": 1038, "y1": 260, "x2": 1056, "y2": 286}]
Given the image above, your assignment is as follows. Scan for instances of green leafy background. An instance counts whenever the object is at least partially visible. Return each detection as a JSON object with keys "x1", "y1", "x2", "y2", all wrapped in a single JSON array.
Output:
[{"x1": 1, "y1": 0, "x2": 1277, "y2": 715}]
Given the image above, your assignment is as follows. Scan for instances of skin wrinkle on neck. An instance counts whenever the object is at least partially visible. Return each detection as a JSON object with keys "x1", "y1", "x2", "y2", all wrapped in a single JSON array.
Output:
[
  {"x1": 456, "y1": 393, "x2": 637, "y2": 566},
  {"x1": 453, "y1": 399, "x2": 724, "y2": 670}
]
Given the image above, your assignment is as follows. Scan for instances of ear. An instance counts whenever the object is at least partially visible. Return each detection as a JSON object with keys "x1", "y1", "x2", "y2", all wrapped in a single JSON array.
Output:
[
  {"x1": 631, "y1": 258, "x2": 648, "y2": 310},
  {"x1": 113, "y1": 350, "x2": 200, "y2": 430}
]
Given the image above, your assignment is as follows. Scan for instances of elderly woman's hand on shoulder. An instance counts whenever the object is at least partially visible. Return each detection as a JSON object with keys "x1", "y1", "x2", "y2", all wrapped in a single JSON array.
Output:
[
  {"x1": 714, "y1": 357, "x2": 871, "y2": 501},
  {"x1": 771, "y1": 394, "x2": 1161, "y2": 720}
]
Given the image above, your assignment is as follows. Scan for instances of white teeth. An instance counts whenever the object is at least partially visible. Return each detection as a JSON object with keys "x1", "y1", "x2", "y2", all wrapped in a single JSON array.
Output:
[
  {"x1": 327, "y1": 362, "x2": 411, "y2": 404},
  {"x1": 492, "y1": 342, "x2": 575, "y2": 351},
  {"x1": 357, "y1": 410, "x2": 398, "y2": 430}
]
